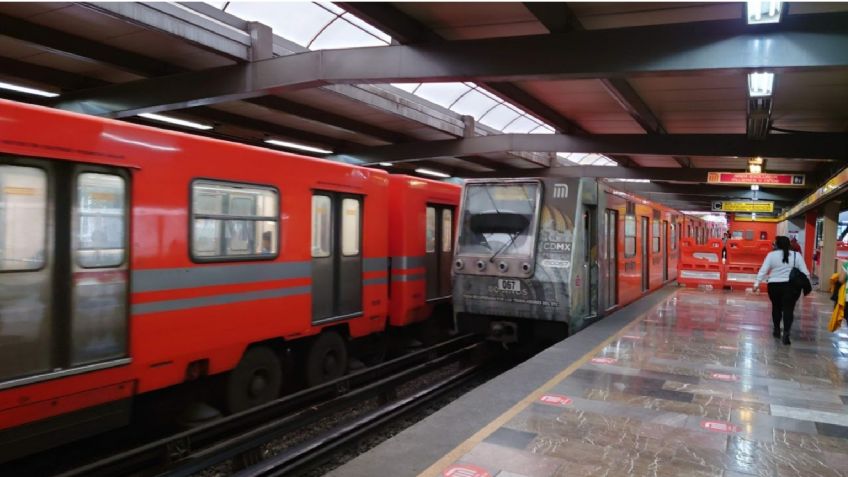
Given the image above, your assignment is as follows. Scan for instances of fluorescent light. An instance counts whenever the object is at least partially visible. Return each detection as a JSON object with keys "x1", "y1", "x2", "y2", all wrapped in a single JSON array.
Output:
[
  {"x1": 264, "y1": 139, "x2": 332, "y2": 154},
  {"x1": 748, "y1": 164, "x2": 762, "y2": 174},
  {"x1": 607, "y1": 179, "x2": 650, "y2": 183},
  {"x1": 747, "y1": 0, "x2": 782, "y2": 24},
  {"x1": 751, "y1": 184, "x2": 760, "y2": 191},
  {"x1": 748, "y1": 72, "x2": 774, "y2": 97},
  {"x1": 378, "y1": 162, "x2": 393, "y2": 167},
  {"x1": 415, "y1": 168, "x2": 450, "y2": 178},
  {"x1": 0, "y1": 80, "x2": 59, "y2": 98},
  {"x1": 138, "y1": 113, "x2": 212, "y2": 130}
]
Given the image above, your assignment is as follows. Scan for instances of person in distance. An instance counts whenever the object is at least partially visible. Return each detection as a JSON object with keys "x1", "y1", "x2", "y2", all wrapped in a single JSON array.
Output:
[{"x1": 752, "y1": 236, "x2": 810, "y2": 345}]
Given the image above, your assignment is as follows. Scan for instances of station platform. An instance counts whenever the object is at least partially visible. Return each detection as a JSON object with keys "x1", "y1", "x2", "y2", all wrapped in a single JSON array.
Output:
[{"x1": 329, "y1": 287, "x2": 848, "y2": 477}]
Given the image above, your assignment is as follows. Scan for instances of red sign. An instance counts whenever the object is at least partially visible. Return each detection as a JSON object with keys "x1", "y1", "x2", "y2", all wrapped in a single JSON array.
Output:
[
  {"x1": 709, "y1": 372, "x2": 740, "y2": 382},
  {"x1": 443, "y1": 465, "x2": 492, "y2": 477},
  {"x1": 700, "y1": 420, "x2": 740, "y2": 433},
  {"x1": 591, "y1": 357, "x2": 617, "y2": 365},
  {"x1": 707, "y1": 172, "x2": 805, "y2": 187},
  {"x1": 538, "y1": 394, "x2": 573, "y2": 407}
]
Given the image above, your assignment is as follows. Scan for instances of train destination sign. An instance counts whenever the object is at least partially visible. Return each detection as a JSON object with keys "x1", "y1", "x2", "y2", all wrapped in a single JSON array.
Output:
[
  {"x1": 707, "y1": 172, "x2": 805, "y2": 187},
  {"x1": 711, "y1": 201, "x2": 774, "y2": 213}
]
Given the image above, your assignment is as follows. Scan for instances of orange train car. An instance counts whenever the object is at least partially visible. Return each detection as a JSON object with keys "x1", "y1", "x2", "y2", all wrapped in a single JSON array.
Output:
[{"x1": 0, "y1": 100, "x2": 459, "y2": 460}]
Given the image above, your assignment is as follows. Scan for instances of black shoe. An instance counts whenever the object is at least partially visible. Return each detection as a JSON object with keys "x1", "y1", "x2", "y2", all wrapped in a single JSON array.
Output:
[
  {"x1": 782, "y1": 332, "x2": 791, "y2": 345},
  {"x1": 772, "y1": 328, "x2": 781, "y2": 338}
]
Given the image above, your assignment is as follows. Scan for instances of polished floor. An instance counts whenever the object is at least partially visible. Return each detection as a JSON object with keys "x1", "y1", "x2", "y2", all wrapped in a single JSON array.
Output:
[{"x1": 439, "y1": 290, "x2": 848, "y2": 477}]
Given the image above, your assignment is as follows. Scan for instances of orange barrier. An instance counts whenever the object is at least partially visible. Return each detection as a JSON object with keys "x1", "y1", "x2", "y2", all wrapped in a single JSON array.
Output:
[
  {"x1": 724, "y1": 239, "x2": 771, "y2": 291},
  {"x1": 678, "y1": 238, "x2": 725, "y2": 289}
]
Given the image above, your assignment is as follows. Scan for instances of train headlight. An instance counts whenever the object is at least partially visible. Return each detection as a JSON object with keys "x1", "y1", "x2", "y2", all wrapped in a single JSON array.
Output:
[
  {"x1": 498, "y1": 261, "x2": 509, "y2": 272},
  {"x1": 476, "y1": 260, "x2": 487, "y2": 271},
  {"x1": 454, "y1": 259, "x2": 465, "y2": 270}
]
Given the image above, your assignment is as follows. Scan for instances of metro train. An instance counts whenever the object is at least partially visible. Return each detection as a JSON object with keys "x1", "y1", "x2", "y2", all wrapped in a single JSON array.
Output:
[
  {"x1": 452, "y1": 177, "x2": 714, "y2": 346},
  {"x1": 0, "y1": 100, "x2": 459, "y2": 461}
]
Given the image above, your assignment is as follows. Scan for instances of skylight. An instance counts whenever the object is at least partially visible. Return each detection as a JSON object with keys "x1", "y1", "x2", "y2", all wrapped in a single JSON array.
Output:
[{"x1": 211, "y1": 2, "x2": 616, "y2": 166}]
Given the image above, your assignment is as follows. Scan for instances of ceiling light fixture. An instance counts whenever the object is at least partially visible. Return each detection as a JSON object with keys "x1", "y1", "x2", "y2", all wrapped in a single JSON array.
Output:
[
  {"x1": 138, "y1": 113, "x2": 213, "y2": 130},
  {"x1": 415, "y1": 168, "x2": 450, "y2": 178},
  {"x1": 0, "y1": 80, "x2": 59, "y2": 98},
  {"x1": 378, "y1": 162, "x2": 393, "y2": 167},
  {"x1": 748, "y1": 156, "x2": 764, "y2": 174},
  {"x1": 264, "y1": 139, "x2": 333, "y2": 154},
  {"x1": 747, "y1": 0, "x2": 782, "y2": 24},
  {"x1": 747, "y1": 72, "x2": 774, "y2": 97}
]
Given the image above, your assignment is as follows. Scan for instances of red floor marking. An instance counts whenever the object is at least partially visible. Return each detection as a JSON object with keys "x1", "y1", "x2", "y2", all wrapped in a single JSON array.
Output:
[
  {"x1": 443, "y1": 464, "x2": 492, "y2": 477},
  {"x1": 709, "y1": 372, "x2": 740, "y2": 382},
  {"x1": 700, "y1": 420, "x2": 740, "y2": 433},
  {"x1": 591, "y1": 357, "x2": 617, "y2": 365},
  {"x1": 718, "y1": 345, "x2": 738, "y2": 351},
  {"x1": 622, "y1": 334, "x2": 643, "y2": 340},
  {"x1": 538, "y1": 394, "x2": 573, "y2": 407}
]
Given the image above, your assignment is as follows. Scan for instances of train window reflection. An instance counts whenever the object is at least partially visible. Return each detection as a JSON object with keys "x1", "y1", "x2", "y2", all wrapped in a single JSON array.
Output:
[
  {"x1": 0, "y1": 165, "x2": 47, "y2": 271},
  {"x1": 76, "y1": 173, "x2": 126, "y2": 268},
  {"x1": 426, "y1": 207, "x2": 436, "y2": 253},
  {"x1": 192, "y1": 180, "x2": 278, "y2": 261},
  {"x1": 312, "y1": 195, "x2": 332, "y2": 258},
  {"x1": 341, "y1": 198, "x2": 360, "y2": 256},
  {"x1": 457, "y1": 182, "x2": 539, "y2": 257},
  {"x1": 441, "y1": 209, "x2": 452, "y2": 252}
]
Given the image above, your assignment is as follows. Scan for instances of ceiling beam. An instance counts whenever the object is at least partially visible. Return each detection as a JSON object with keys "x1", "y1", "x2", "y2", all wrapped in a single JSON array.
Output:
[
  {"x1": 51, "y1": 13, "x2": 848, "y2": 118},
  {"x1": 336, "y1": 3, "x2": 634, "y2": 167},
  {"x1": 329, "y1": 133, "x2": 847, "y2": 163},
  {"x1": 523, "y1": 2, "x2": 689, "y2": 167},
  {"x1": 607, "y1": 182, "x2": 807, "y2": 201},
  {"x1": 457, "y1": 165, "x2": 817, "y2": 184}
]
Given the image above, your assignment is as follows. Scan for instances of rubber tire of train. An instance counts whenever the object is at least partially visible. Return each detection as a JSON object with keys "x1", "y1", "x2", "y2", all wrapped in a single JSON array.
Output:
[
  {"x1": 226, "y1": 346, "x2": 283, "y2": 414},
  {"x1": 305, "y1": 331, "x2": 348, "y2": 388}
]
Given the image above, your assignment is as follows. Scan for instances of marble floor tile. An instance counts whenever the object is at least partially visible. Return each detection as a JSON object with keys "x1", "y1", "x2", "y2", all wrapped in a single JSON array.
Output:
[{"x1": 438, "y1": 290, "x2": 848, "y2": 477}]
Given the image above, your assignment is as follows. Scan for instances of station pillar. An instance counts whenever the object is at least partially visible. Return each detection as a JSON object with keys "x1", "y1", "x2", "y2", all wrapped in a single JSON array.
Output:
[
  {"x1": 804, "y1": 209, "x2": 816, "y2": 272},
  {"x1": 819, "y1": 201, "x2": 840, "y2": 292}
]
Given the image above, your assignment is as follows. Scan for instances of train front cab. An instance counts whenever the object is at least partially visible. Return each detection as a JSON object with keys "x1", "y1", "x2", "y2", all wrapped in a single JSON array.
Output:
[{"x1": 453, "y1": 178, "x2": 682, "y2": 348}]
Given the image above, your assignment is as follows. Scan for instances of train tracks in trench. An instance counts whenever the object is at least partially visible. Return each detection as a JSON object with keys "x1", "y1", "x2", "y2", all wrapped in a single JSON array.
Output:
[{"x1": 48, "y1": 333, "x2": 499, "y2": 477}]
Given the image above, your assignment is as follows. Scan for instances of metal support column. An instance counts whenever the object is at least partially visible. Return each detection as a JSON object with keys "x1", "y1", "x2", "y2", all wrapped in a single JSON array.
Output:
[{"x1": 819, "y1": 201, "x2": 840, "y2": 292}]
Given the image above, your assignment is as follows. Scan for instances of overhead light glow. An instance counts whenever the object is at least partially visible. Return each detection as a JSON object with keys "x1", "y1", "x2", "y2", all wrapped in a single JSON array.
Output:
[
  {"x1": 138, "y1": 113, "x2": 213, "y2": 130},
  {"x1": 607, "y1": 179, "x2": 650, "y2": 183},
  {"x1": 264, "y1": 139, "x2": 333, "y2": 154},
  {"x1": 378, "y1": 162, "x2": 393, "y2": 167},
  {"x1": 748, "y1": 157, "x2": 764, "y2": 174},
  {"x1": 415, "y1": 168, "x2": 450, "y2": 178},
  {"x1": 747, "y1": 0, "x2": 782, "y2": 24},
  {"x1": 748, "y1": 72, "x2": 774, "y2": 97},
  {"x1": 0, "y1": 80, "x2": 59, "y2": 98},
  {"x1": 751, "y1": 184, "x2": 760, "y2": 191}
]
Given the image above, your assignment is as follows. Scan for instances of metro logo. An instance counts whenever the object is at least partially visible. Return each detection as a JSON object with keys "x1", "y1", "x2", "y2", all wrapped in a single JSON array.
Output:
[{"x1": 538, "y1": 394, "x2": 573, "y2": 407}]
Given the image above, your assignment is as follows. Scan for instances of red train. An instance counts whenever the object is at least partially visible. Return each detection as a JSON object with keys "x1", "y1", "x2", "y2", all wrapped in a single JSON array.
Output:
[
  {"x1": 0, "y1": 100, "x2": 459, "y2": 460},
  {"x1": 452, "y1": 178, "x2": 708, "y2": 346}
]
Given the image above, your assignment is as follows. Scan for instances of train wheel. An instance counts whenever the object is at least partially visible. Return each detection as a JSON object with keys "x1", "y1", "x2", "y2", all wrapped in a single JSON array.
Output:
[
  {"x1": 226, "y1": 346, "x2": 282, "y2": 414},
  {"x1": 305, "y1": 331, "x2": 348, "y2": 387}
]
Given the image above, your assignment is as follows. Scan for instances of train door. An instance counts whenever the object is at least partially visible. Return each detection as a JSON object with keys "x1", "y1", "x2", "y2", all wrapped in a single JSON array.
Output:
[
  {"x1": 641, "y1": 216, "x2": 650, "y2": 292},
  {"x1": 425, "y1": 205, "x2": 454, "y2": 301},
  {"x1": 0, "y1": 159, "x2": 129, "y2": 384},
  {"x1": 583, "y1": 206, "x2": 598, "y2": 316},
  {"x1": 311, "y1": 192, "x2": 363, "y2": 323},
  {"x1": 604, "y1": 209, "x2": 618, "y2": 310},
  {"x1": 662, "y1": 220, "x2": 669, "y2": 281}
]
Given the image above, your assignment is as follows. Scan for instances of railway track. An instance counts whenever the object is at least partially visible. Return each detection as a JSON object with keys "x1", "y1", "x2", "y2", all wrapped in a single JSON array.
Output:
[{"x1": 52, "y1": 333, "x2": 495, "y2": 477}]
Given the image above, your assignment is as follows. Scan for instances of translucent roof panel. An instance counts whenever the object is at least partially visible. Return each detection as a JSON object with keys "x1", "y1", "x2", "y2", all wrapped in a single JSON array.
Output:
[
  {"x1": 557, "y1": 153, "x2": 616, "y2": 167},
  {"x1": 213, "y1": 2, "x2": 617, "y2": 165}
]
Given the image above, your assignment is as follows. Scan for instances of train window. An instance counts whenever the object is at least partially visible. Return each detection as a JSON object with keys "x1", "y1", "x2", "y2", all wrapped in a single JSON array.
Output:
[
  {"x1": 341, "y1": 198, "x2": 360, "y2": 256},
  {"x1": 457, "y1": 182, "x2": 539, "y2": 257},
  {"x1": 76, "y1": 173, "x2": 127, "y2": 268},
  {"x1": 441, "y1": 209, "x2": 453, "y2": 252},
  {"x1": 670, "y1": 223, "x2": 677, "y2": 250},
  {"x1": 624, "y1": 214, "x2": 636, "y2": 258},
  {"x1": 191, "y1": 180, "x2": 278, "y2": 261},
  {"x1": 426, "y1": 207, "x2": 436, "y2": 253},
  {"x1": 652, "y1": 220, "x2": 660, "y2": 253},
  {"x1": 0, "y1": 165, "x2": 47, "y2": 271},
  {"x1": 312, "y1": 195, "x2": 332, "y2": 258}
]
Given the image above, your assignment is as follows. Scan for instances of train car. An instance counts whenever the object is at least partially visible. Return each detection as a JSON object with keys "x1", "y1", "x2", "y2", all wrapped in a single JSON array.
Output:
[
  {"x1": 0, "y1": 100, "x2": 459, "y2": 461},
  {"x1": 452, "y1": 177, "x2": 683, "y2": 347},
  {"x1": 387, "y1": 176, "x2": 460, "y2": 331}
]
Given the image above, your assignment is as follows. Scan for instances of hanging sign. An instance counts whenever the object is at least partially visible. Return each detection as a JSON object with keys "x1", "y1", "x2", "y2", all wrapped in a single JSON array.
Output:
[
  {"x1": 711, "y1": 201, "x2": 774, "y2": 213},
  {"x1": 707, "y1": 172, "x2": 805, "y2": 187}
]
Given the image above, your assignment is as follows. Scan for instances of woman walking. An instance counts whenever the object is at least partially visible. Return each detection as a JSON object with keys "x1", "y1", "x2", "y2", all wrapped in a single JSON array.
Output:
[{"x1": 752, "y1": 236, "x2": 810, "y2": 345}]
